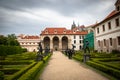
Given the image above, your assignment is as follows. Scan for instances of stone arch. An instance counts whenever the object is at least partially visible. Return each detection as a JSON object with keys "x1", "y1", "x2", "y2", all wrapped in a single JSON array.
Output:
[
  {"x1": 62, "y1": 36, "x2": 68, "y2": 50},
  {"x1": 43, "y1": 36, "x2": 50, "y2": 49},
  {"x1": 53, "y1": 36, "x2": 59, "y2": 51}
]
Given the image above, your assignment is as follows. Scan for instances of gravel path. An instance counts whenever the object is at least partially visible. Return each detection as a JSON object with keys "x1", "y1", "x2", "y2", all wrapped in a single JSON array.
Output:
[{"x1": 39, "y1": 51, "x2": 108, "y2": 80}]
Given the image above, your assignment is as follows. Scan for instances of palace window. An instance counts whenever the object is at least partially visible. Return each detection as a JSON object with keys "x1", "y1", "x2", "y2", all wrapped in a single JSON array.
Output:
[
  {"x1": 102, "y1": 25, "x2": 105, "y2": 31},
  {"x1": 79, "y1": 35, "x2": 81, "y2": 39},
  {"x1": 79, "y1": 40, "x2": 81, "y2": 44},
  {"x1": 108, "y1": 22, "x2": 111, "y2": 30},
  {"x1": 74, "y1": 35, "x2": 76, "y2": 39},
  {"x1": 117, "y1": 6, "x2": 120, "y2": 11},
  {"x1": 74, "y1": 40, "x2": 76, "y2": 44},
  {"x1": 104, "y1": 39, "x2": 106, "y2": 46},
  {"x1": 118, "y1": 36, "x2": 120, "y2": 45},
  {"x1": 82, "y1": 35, "x2": 84, "y2": 39},
  {"x1": 98, "y1": 40, "x2": 100, "y2": 47},
  {"x1": 116, "y1": 18, "x2": 119, "y2": 27},
  {"x1": 79, "y1": 46, "x2": 82, "y2": 50},
  {"x1": 97, "y1": 28, "x2": 99, "y2": 34},
  {"x1": 109, "y1": 38, "x2": 112, "y2": 46}
]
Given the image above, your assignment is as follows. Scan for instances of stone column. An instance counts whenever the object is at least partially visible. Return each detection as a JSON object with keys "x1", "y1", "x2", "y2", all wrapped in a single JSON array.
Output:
[
  {"x1": 59, "y1": 40, "x2": 62, "y2": 51},
  {"x1": 68, "y1": 39, "x2": 71, "y2": 49},
  {"x1": 50, "y1": 39, "x2": 53, "y2": 50}
]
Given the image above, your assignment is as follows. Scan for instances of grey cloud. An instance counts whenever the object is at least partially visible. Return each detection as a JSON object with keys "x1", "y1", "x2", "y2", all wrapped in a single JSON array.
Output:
[
  {"x1": 0, "y1": 0, "x2": 115, "y2": 16},
  {"x1": 0, "y1": 0, "x2": 116, "y2": 35}
]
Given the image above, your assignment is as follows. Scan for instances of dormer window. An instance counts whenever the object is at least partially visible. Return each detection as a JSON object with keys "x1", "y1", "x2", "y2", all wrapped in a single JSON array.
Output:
[
  {"x1": 54, "y1": 29, "x2": 57, "y2": 34},
  {"x1": 73, "y1": 30, "x2": 76, "y2": 33},
  {"x1": 117, "y1": 6, "x2": 119, "y2": 11},
  {"x1": 63, "y1": 30, "x2": 66, "y2": 33},
  {"x1": 45, "y1": 30, "x2": 48, "y2": 34}
]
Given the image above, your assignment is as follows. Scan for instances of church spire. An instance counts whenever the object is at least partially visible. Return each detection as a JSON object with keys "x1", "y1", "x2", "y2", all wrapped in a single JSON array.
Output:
[{"x1": 71, "y1": 21, "x2": 76, "y2": 30}]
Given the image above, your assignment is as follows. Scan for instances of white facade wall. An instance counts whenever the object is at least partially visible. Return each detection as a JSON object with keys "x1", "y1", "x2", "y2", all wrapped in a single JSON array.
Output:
[
  {"x1": 95, "y1": 15, "x2": 120, "y2": 52},
  {"x1": 17, "y1": 39, "x2": 40, "y2": 52},
  {"x1": 71, "y1": 35, "x2": 84, "y2": 50}
]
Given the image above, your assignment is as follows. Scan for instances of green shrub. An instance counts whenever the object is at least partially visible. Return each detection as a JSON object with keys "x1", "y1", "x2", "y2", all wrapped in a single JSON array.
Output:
[
  {"x1": 0, "y1": 45, "x2": 22, "y2": 55},
  {"x1": 0, "y1": 61, "x2": 32, "y2": 65},
  {"x1": 0, "y1": 71, "x2": 4, "y2": 80},
  {"x1": 18, "y1": 62, "x2": 43, "y2": 80},
  {"x1": 112, "y1": 50, "x2": 120, "y2": 54},
  {"x1": 0, "y1": 65, "x2": 3, "y2": 69},
  {"x1": 22, "y1": 48, "x2": 27, "y2": 52},
  {"x1": 86, "y1": 61, "x2": 120, "y2": 79},
  {"x1": 0, "y1": 68, "x2": 19, "y2": 74},
  {"x1": 18, "y1": 54, "x2": 51, "y2": 80},
  {"x1": 7, "y1": 62, "x2": 37, "y2": 80}
]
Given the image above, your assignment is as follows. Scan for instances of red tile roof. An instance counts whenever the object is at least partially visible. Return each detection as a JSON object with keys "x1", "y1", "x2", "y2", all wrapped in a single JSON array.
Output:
[
  {"x1": 21, "y1": 35, "x2": 40, "y2": 39},
  {"x1": 40, "y1": 27, "x2": 88, "y2": 35},
  {"x1": 104, "y1": 10, "x2": 119, "y2": 20},
  {"x1": 94, "y1": 10, "x2": 120, "y2": 27}
]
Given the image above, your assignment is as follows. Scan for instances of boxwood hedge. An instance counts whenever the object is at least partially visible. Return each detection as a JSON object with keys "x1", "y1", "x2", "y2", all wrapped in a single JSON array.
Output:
[
  {"x1": 18, "y1": 55, "x2": 50, "y2": 80},
  {"x1": 0, "y1": 61, "x2": 32, "y2": 65},
  {"x1": 86, "y1": 61, "x2": 120, "y2": 79},
  {"x1": 0, "y1": 68, "x2": 19, "y2": 74},
  {"x1": 7, "y1": 62, "x2": 37, "y2": 80}
]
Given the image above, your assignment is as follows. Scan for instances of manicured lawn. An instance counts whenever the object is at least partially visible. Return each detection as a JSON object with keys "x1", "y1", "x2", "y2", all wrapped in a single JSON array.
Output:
[
  {"x1": 71, "y1": 51, "x2": 120, "y2": 80},
  {"x1": 3, "y1": 65, "x2": 28, "y2": 69},
  {"x1": 0, "y1": 52, "x2": 52, "y2": 80}
]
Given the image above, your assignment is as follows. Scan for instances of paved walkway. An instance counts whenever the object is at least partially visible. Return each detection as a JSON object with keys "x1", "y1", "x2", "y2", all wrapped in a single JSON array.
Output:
[{"x1": 39, "y1": 51, "x2": 108, "y2": 80}]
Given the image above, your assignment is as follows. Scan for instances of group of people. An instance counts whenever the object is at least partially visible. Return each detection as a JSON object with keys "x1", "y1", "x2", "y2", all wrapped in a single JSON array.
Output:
[
  {"x1": 65, "y1": 49, "x2": 75, "y2": 59},
  {"x1": 65, "y1": 44, "x2": 75, "y2": 59}
]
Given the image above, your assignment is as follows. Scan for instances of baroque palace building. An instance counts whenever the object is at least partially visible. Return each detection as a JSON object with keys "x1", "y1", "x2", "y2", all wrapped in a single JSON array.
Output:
[
  {"x1": 17, "y1": 34, "x2": 40, "y2": 52},
  {"x1": 40, "y1": 26, "x2": 87, "y2": 51},
  {"x1": 93, "y1": 0, "x2": 120, "y2": 52}
]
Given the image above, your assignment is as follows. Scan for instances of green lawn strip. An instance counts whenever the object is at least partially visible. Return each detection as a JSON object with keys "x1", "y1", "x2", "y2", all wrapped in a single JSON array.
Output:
[
  {"x1": 72, "y1": 55, "x2": 118, "y2": 80},
  {"x1": 18, "y1": 54, "x2": 51, "y2": 80},
  {"x1": 6, "y1": 62, "x2": 37, "y2": 80},
  {"x1": 73, "y1": 55, "x2": 83, "y2": 62},
  {"x1": 34, "y1": 54, "x2": 52, "y2": 80},
  {"x1": 86, "y1": 61, "x2": 120, "y2": 79},
  {"x1": 91, "y1": 58, "x2": 120, "y2": 70},
  {"x1": 3, "y1": 65, "x2": 28, "y2": 69},
  {"x1": 0, "y1": 61, "x2": 32, "y2": 65},
  {"x1": 0, "y1": 68, "x2": 19, "y2": 75}
]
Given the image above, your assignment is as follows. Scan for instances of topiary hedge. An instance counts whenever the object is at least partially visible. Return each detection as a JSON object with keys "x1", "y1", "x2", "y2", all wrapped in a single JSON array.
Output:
[
  {"x1": 0, "y1": 68, "x2": 19, "y2": 74},
  {"x1": 0, "y1": 61, "x2": 32, "y2": 65},
  {"x1": 91, "y1": 59, "x2": 120, "y2": 70},
  {"x1": 7, "y1": 62, "x2": 37, "y2": 80},
  {"x1": 0, "y1": 71, "x2": 4, "y2": 80},
  {"x1": 18, "y1": 54, "x2": 51, "y2": 80},
  {"x1": 86, "y1": 61, "x2": 120, "y2": 79},
  {"x1": 0, "y1": 45, "x2": 22, "y2": 56}
]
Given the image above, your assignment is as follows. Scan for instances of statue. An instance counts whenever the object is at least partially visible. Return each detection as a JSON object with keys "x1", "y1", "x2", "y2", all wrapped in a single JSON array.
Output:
[
  {"x1": 36, "y1": 42, "x2": 44, "y2": 62},
  {"x1": 38, "y1": 42, "x2": 43, "y2": 54},
  {"x1": 44, "y1": 46, "x2": 50, "y2": 56},
  {"x1": 83, "y1": 40, "x2": 90, "y2": 62},
  {"x1": 84, "y1": 40, "x2": 90, "y2": 54}
]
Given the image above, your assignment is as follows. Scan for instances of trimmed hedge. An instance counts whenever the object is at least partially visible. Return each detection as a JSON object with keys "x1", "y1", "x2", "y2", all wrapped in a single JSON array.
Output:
[
  {"x1": 0, "y1": 45, "x2": 22, "y2": 56},
  {"x1": 18, "y1": 62, "x2": 43, "y2": 80},
  {"x1": 0, "y1": 71, "x2": 4, "y2": 80},
  {"x1": 0, "y1": 68, "x2": 19, "y2": 74},
  {"x1": 91, "y1": 60, "x2": 120, "y2": 70},
  {"x1": 18, "y1": 55, "x2": 50, "y2": 80},
  {"x1": 7, "y1": 62, "x2": 37, "y2": 80},
  {"x1": 73, "y1": 56, "x2": 83, "y2": 62},
  {"x1": 86, "y1": 61, "x2": 120, "y2": 79},
  {"x1": 0, "y1": 61, "x2": 32, "y2": 65}
]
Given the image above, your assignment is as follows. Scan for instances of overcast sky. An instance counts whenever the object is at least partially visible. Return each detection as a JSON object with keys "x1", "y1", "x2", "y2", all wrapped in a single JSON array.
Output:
[{"x1": 0, "y1": 0, "x2": 116, "y2": 35}]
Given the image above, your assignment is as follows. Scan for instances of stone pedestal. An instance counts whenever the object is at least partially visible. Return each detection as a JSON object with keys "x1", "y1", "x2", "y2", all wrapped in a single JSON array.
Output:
[{"x1": 83, "y1": 54, "x2": 90, "y2": 63}]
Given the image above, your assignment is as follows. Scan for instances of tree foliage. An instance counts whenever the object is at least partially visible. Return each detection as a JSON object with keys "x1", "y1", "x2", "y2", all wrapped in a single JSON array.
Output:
[{"x1": 0, "y1": 34, "x2": 19, "y2": 46}]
